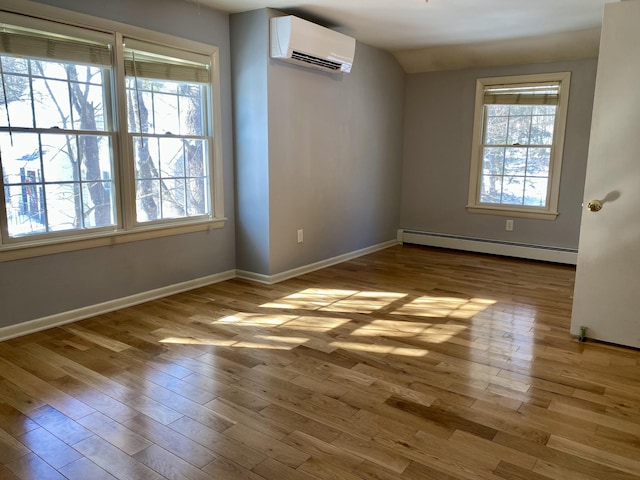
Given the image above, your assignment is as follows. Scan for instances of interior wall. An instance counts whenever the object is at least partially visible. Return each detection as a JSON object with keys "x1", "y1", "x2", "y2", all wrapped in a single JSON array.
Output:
[
  {"x1": 230, "y1": 8, "x2": 406, "y2": 277},
  {"x1": 266, "y1": 10, "x2": 406, "y2": 274},
  {"x1": 0, "y1": 0, "x2": 236, "y2": 327},
  {"x1": 400, "y1": 58, "x2": 598, "y2": 250},
  {"x1": 230, "y1": 9, "x2": 271, "y2": 275}
]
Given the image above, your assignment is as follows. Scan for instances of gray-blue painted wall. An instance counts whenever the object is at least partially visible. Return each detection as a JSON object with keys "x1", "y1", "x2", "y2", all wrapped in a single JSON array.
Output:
[{"x1": 401, "y1": 59, "x2": 598, "y2": 249}]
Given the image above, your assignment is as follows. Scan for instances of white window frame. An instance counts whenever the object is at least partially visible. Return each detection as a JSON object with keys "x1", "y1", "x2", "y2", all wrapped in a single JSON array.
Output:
[
  {"x1": 466, "y1": 72, "x2": 571, "y2": 220},
  {"x1": 0, "y1": 2, "x2": 225, "y2": 262}
]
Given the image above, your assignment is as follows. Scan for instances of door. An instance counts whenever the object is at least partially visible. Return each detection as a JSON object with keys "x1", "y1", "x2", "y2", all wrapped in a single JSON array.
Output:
[{"x1": 571, "y1": 0, "x2": 640, "y2": 348}]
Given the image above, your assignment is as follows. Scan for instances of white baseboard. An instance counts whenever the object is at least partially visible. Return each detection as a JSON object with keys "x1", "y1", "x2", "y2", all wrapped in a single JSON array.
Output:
[
  {"x1": 0, "y1": 240, "x2": 401, "y2": 341},
  {"x1": 0, "y1": 270, "x2": 236, "y2": 342},
  {"x1": 400, "y1": 229, "x2": 578, "y2": 265},
  {"x1": 236, "y1": 239, "x2": 399, "y2": 284}
]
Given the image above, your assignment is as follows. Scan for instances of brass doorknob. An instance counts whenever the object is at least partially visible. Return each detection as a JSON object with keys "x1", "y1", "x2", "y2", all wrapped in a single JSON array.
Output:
[{"x1": 587, "y1": 200, "x2": 603, "y2": 212}]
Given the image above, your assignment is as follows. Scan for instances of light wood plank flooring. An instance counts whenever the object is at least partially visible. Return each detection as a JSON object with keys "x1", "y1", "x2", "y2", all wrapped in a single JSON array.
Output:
[{"x1": 1, "y1": 245, "x2": 640, "y2": 479}]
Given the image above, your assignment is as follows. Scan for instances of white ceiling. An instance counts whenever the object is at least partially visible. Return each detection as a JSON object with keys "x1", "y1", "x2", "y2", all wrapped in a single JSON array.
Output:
[{"x1": 194, "y1": 0, "x2": 619, "y2": 72}]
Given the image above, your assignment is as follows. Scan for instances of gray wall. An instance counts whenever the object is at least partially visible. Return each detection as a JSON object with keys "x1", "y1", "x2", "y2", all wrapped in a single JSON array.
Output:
[
  {"x1": 0, "y1": 0, "x2": 236, "y2": 327},
  {"x1": 232, "y1": 9, "x2": 406, "y2": 276},
  {"x1": 230, "y1": 9, "x2": 271, "y2": 275},
  {"x1": 400, "y1": 59, "x2": 598, "y2": 249}
]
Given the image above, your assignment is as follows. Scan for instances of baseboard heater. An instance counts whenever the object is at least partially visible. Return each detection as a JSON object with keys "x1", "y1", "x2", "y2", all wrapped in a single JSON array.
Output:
[{"x1": 400, "y1": 230, "x2": 578, "y2": 265}]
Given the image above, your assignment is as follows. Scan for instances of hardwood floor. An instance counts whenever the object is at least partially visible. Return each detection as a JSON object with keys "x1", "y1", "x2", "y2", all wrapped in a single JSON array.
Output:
[{"x1": 1, "y1": 244, "x2": 639, "y2": 479}]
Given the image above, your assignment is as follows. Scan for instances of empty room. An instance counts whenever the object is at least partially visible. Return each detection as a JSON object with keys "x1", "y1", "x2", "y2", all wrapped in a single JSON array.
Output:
[{"x1": 0, "y1": 0, "x2": 639, "y2": 478}]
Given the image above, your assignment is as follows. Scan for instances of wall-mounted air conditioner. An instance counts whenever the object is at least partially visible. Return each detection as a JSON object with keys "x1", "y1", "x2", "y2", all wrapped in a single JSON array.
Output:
[{"x1": 270, "y1": 15, "x2": 356, "y2": 73}]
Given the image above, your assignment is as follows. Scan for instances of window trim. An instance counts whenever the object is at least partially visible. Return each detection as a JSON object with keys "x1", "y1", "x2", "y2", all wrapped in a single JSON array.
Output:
[
  {"x1": 466, "y1": 72, "x2": 571, "y2": 220},
  {"x1": 0, "y1": 1, "x2": 225, "y2": 262}
]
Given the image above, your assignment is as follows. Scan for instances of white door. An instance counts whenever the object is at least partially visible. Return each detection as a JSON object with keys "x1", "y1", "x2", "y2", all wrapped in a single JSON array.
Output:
[{"x1": 571, "y1": 0, "x2": 640, "y2": 348}]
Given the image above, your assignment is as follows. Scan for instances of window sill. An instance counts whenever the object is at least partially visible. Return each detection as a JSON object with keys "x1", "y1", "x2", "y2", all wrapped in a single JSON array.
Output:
[
  {"x1": 0, "y1": 218, "x2": 226, "y2": 263},
  {"x1": 466, "y1": 205, "x2": 558, "y2": 220}
]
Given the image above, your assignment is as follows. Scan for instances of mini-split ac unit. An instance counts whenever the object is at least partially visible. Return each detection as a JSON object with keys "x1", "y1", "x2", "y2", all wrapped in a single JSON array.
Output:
[{"x1": 270, "y1": 15, "x2": 356, "y2": 73}]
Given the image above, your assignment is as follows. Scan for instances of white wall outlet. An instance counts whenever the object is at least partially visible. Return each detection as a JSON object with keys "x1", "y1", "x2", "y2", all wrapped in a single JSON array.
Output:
[
  {"x1": 505, "y1": 219, "x2": 514, "y2": 231},
  {"x1": 297, "y1": 229, "x2": 304, "y2": 243}
]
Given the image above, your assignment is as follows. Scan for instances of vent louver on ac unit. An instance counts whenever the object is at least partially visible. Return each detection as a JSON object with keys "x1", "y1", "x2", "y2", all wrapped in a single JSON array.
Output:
[
  {"x1": 291, "y1": 51, "x2": 342, "y2": 71},
  {"x1": 271, "y1": 16, "x2": 356, "y2": 73}
]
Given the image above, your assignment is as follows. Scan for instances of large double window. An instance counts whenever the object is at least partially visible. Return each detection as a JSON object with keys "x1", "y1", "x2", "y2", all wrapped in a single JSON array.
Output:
[
  {"x1": 0, "y1": 13, "x2": 223, "y2": 257},
  {"x1": 467, "y1": 73, "x2": 571, "y2": 219}
]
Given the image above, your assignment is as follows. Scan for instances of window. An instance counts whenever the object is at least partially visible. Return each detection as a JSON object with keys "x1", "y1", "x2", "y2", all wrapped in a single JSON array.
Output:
[
  {"x1": 0, "y1": 23, "x2": 116, "y2": 239},
  {"x1": 0, "y1": 13, "x2": 223, "y2": 258},
  {"x1": 123, "y1": 39, "x2": 212, "y2": 224},
  {"x1": 467, "y1": 73, "x2": 571, "y2": 219}
]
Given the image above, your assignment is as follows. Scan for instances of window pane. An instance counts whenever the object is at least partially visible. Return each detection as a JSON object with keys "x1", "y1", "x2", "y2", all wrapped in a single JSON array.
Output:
[
  {"x1": 0, "y1": 133, "x2": 45, "y2": 237},
  {"x1": 524, "y1": 178, "x2": 548, "y2": 207},
  {"x1": 504, "y1": 147, "x2": 527, "y2": 175},
  {"x1": 5, "y1": 184, "x2": 46, "y2": 237},
  {"x1": 136, "y1": 179, "x2": 160, "y2": 222},
  {"x1": 153, "y1": 90, "x2": 181, "y2": 135},
  {"x1": 45, "y1": 183, "x2": 80, "y2": 231},
  {"x1": 506, "y1": 116, "x2": 532, "y2": 145},
  {"x1": 161, "y1": 178, "x2": 186, "y2": 219},
  {"x1": 501, "y1": 176, "x2": 525, "y2": 205},
  {"x1": 0, "y1": 58, "x2": 34, "y2": 128},
  {"x1": 186, "y1": 139, "x2": 208, "y2": 215},
  {"x1": 187, "y1": 178, "x2": 207, "y2": 215},
  {"x1": 484, "y1": 115, "x2": 508, "y2": 144},
  {"x1": 482, "y1": 147, "x2": 505, "y2": 175},
  {"x1": 42, "y1": 134, "x2": 78, "y2": 182},
  {"x1": 82, "y1": 181, "x2": 114, "y2": 227},
  {"x1": 70, "y1": 73, "x2": 109, "y2": 131},
  {"x1": 80, "y1": 135, "x2": 113, "y2": 181},
  {"x1": 158, "y1": 137, "x2": 184, "y2": 179},
  {"x1": 180, "y1": 86, "x2": 205, "y2": 136},
  {"x1": 133, "y1": 137, "x2": 161, "y2": 179},
  {"x1": 126, "y1": 81, "x2": 154, "y2": 134},
  {"x1": 32, "y1": 76, "x2": 72, "y2": 129},
  {"x1": 185, "y1": 139, "x2": 208, "y2": 178},
  {"x1": 480, "y1": 175, "x2": 503, "y2": 203},
  {"x1": 31, "y1": 59, "x2": 68, "y2": 80},
  {"x1": 79, "y1": 135, "x2": 116, "y2": 227},
  {"x1": 530, "y1": 113, "x2": 555, "y2": 145},
  {"x1": 526, "y1": 148, "x2": 551, "y2": 176},
  {"x1": 0, "y1": 132, "x2": 41, "y2": 184}
]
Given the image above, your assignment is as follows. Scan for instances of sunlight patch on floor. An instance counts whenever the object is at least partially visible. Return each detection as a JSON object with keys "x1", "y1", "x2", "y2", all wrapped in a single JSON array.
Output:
[
  {"x1": 159, "y1": 288, "x2": 498, "y2": 353},
  {"x1": 213, "y1": 312, "x2": 297, "y2": 326},
  {"x1": 279, "y1": 316, "x2": 351, "y2": 333},
  {"x1": 392, "y1": 296, "x2": 496, "y2": 319},
  {"x1": 352, "y1": 320, "x2": 469, "y2": 344},
  {"x1": 261, "y1": 288, "x2": 407, "y2": 314}
]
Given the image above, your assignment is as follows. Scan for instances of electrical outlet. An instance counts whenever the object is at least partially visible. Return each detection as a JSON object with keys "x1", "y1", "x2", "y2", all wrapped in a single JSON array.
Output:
[
  {"x1": 297, "y1": 229, "x2": 304, "y2": 243},
  {"x1": 505, "y1": 219, "x2": 514, "y2": 231}
]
